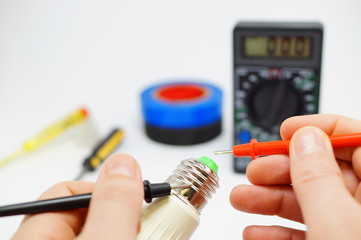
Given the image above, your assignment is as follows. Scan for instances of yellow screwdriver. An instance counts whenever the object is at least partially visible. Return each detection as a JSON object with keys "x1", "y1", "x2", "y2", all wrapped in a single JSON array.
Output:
[
  {"x1": 0, "y1": 108, "x2": 88, "y2": 168},
  {"x1": 74, "y1": 128, "x2": 124, "y2": 180}
]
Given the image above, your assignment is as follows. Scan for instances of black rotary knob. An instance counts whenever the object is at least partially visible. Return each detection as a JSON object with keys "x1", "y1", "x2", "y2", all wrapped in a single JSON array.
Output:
[{"x1": 247, "y1": 80, "x2": 303, "y2": 132}]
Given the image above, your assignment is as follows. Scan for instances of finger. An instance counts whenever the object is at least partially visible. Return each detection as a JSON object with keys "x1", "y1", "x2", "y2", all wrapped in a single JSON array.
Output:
[
  {"x1": 280, "y1": 114, "x2": 361, "y2": 137},
  {"x1": 247, "y1": 155, "x2": 291, "y2": 185},
  {"x1": 78, "y1": 153, "x2": 143, "y2": 240},
  {"x1": 354, "y1": 184, "x2": 361, "y2": 203},
  {"x1": 247, "y1": 154, "x2": 360, "y2": 192},
  {"x1": 338, "y1": 160, "x2": 360, "y2": 194},
  {"x1": 243, "y1": 225, "x2": 305, "y2": 240},
  {"x1": 289, "y1": 126, "x2": 359, "y2": 235},
  {"x1": 351, "y1": 147, "x2": 361, "y2": 202},
  {"x1": 12, "y1": 182, "x2": 94, "y2": 240},
  {"x1": 351, "y1": 146, "x2": 361, "y2": 180},
  {"x1": 281, "y1": 114, "x2": 361, "y2": 161},
  {"x1": 230, "y1": 184, "x2": 303, "y2": 223}
]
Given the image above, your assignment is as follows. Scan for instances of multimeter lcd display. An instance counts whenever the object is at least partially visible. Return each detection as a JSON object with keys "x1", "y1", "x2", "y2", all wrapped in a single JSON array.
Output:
[{"x1": 243, "y1": 36, "x2": 312, "y2": 58}]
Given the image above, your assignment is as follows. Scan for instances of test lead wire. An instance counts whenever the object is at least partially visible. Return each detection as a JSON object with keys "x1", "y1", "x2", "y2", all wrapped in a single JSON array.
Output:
[{"x1": 0, "y1": 181, "x2": 191, "y2": 217}]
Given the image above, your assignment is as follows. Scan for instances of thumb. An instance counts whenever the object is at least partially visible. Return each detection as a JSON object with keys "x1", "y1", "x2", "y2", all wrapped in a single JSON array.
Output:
[
  {"x1": 78, "y1": 153, "x2": 143, "y2": 240},
  {"x1": 289, "y1": 127, "x2": 354, "y2": 228}
]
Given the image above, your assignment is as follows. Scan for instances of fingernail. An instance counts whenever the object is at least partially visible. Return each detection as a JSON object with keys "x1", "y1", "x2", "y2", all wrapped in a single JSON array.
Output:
[
  {"x1": 106, "y1": 157, "x2": 136, "y2": 178},
  {"x1": 294, "y1": 127, "x2": 326, "y2": 156}
]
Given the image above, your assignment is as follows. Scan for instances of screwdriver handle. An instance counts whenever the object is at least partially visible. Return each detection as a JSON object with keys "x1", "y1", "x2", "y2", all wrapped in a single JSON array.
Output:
[{"x1": 83, "y1": 128, "x2": 124, "y2": 172}]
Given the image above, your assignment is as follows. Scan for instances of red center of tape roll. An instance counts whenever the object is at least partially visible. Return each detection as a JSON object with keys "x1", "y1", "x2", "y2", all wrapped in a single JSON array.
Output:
[{"x1": 157, "y1": 85, "x2": 206, "y2": 102}]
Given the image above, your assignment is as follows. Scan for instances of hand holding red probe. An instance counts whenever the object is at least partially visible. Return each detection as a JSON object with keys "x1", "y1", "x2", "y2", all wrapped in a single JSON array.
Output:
[{"x1": 230, "y1": 114, "x2": 361, "y2": 240}]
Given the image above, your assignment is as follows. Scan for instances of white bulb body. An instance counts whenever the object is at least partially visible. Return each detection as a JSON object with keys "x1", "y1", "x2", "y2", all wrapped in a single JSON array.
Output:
[
  {"x1": 137, "y1": 194, "x2": 200, "y2": 240},
  {"x1": 137, "y1": 158, "x2": 219, "y2": 240}
]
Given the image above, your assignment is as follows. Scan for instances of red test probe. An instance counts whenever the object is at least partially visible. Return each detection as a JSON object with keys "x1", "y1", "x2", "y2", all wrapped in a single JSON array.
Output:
[{"x1": 214, "y1": 132, "x2": 361, "y2": 159}]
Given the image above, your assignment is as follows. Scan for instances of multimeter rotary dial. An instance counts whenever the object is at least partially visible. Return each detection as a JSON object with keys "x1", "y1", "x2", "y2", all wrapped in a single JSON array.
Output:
[
  {"x1": 235, "y1": 67, "x2": 318, "y2": 141},
  {"x1": 247, "y1": 80, "x2": 303, "y2": 131}
]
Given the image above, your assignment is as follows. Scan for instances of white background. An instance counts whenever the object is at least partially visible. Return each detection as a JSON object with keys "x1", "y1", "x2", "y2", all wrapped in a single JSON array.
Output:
[{"x1": 0, "y1": 0, "x2": 361, "y2": 239}]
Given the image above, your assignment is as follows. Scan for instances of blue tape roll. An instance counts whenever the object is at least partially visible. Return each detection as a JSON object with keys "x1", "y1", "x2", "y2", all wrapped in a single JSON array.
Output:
[{"x1": 141, "y1": 81, "x2": 222, "y2": 129}]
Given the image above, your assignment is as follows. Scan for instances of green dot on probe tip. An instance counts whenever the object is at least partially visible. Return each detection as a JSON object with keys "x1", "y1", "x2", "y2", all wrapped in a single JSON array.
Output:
[{"x1": 198, "y1": 156, "x2": 218, "y2": 174}]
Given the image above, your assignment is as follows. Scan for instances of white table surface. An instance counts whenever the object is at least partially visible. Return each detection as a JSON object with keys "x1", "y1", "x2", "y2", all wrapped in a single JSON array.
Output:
[{"x1": 0, "y1": 0, "x2": 361, "y2": 239}]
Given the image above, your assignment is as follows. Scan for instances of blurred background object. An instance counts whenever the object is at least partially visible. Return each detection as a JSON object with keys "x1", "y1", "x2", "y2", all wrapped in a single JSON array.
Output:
[
  {"x1": 0, "y1": 108, "x2": 89, "y2": 167},
  {"x1": 141, "y1": 80, "x2": 222, "y2": 145},
  {"x1": 0, "y1": 0, "x2": 360, "y2": 239}
]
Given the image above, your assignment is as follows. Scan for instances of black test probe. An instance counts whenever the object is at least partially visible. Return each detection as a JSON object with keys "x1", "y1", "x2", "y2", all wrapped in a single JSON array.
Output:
[
  {"x1": 0, "y1": 180, "x2": 190, "y2": 217},
  {"x1": 75, "y1": 128, "x2": 124, "y2": 180}
]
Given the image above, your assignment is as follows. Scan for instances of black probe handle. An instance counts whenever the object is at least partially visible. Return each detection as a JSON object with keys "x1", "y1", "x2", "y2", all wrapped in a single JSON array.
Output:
[
  {"x1": 143, "y1": 180, "x2": 171, "y2": 203},
  {"x1": 0, "y1": 181, "x2": 171, "y2": 217}
]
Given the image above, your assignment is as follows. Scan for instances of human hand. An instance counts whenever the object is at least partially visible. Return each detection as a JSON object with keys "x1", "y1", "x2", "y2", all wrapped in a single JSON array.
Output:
[
  {"x1": 230, "y1": 114, "x2": 361, "y2": 240},
  {"x1": 12, "y1": 153, "x2": 143, "y2": 240}
]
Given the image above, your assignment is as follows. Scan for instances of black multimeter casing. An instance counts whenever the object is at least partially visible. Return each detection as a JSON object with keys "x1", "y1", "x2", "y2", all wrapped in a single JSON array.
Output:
[{"x1": 233, "y1": 22, "x2": 323, "y2": 173}]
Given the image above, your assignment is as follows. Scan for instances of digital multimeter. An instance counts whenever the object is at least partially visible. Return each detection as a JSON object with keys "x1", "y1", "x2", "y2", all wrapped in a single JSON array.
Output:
[{"x1": 233, "y1": 22, "x2": 323, "y2": 173}]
